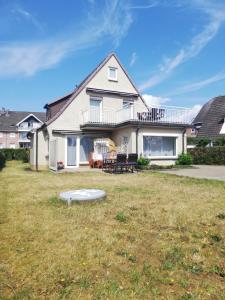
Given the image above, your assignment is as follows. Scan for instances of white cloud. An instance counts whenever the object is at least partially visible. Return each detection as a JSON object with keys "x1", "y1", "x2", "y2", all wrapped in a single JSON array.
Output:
[
  {"x1": 139, "y1": 0, "x2": 225, "y2": 91},
  {"x1": 129, "y1": 1, "x2": 158, "y2": 9},
  {"x1": 167, "y1": 71, "x2": 225, "y2": 96},
  {"x1": 185, "y1": 104, "x2": 202, "y2": 122},
  {"x1": 142, "y1": 94, "x2": 170, "y2": 106},
  {"x1": 0, "y1": 0, "x2": 133, "y2": 77},
  {"x1": 130, "y1": 52, "x2": 137, "y2": 66},
  {"x1": 12, "y1": 6, "x2": 44, "y2": 32}
]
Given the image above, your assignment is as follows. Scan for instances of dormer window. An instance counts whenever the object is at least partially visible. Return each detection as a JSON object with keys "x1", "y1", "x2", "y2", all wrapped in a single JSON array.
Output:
[{"x1": 108, "y1": 67, "x2": 117, "y2": 81}]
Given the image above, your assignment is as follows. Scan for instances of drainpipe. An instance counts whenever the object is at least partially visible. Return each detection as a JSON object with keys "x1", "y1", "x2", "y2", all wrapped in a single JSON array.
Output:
[
  {"x1": 35, "y1": 130, "x2": 38, "y2": 171},
  {"x1": 182, "y1": 128, "x2": 186, "y2": 154},
  {"x1": 136, "y1": 126, "x2": 140, "y2": 156}
]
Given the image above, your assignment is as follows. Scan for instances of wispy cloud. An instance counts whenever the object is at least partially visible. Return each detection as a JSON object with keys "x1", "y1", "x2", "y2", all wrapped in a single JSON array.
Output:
[
  {"x1": 129, "y1": 1, "x2": 158, "y2": 9},
  {"x1": 12, "y1": 6, "x2": 44, "y2": 32},
  {"x1": 167, "y1": 71, "x2": 225, "y2": 96},
  {"x1": 139, "y1": 0, "x2": 225, "y2": 91},
  {"x1": 142, "y1": 94, "x2": 170, "y2": 106},
  {"x1": 130, "y1": 52, "x2": 137, "y2": 66},
  {"x1": 0, "y1": 0, "x2": 132, "y2": 77}
]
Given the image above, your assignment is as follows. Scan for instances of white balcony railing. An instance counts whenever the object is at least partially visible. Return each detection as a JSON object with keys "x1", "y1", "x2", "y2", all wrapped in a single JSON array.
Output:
[{"x1": 82, "y1": 105, "x2": 192, "y2": 126}]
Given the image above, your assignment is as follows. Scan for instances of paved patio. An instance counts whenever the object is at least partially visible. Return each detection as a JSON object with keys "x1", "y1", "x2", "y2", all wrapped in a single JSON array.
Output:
[{"x1": 159, "y1": 165, "x2": 225, "y2": 181}]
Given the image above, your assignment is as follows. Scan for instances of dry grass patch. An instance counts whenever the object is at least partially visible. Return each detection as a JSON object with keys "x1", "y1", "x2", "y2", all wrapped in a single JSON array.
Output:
[{"x1": 0, "y1": 161, "x2": 225, "y2": 299}]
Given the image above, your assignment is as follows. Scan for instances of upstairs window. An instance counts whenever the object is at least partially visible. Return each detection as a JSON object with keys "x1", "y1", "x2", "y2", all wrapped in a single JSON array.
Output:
[
  {"x1": 9, "y1": 132, "x2": 16, "y2": 138},
  {"x1": 108, "y1": 67, "x2": 117, "y2": 81}
]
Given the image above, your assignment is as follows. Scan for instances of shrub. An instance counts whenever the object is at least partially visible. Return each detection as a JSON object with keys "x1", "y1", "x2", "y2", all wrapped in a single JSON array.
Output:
[
  {"x1": 0, "y1": 148, "x2": 14, "y2": 160},
  {"x1": 0, "y1": 152, "x2": 6, "y2": 170},
  {"x1": 0, "y1": 148, "x2": 29, "y2": 163},
  {"x1": 188, "y1": 146, "x2": 225, "y2": 165},
  {"x1": 137, "y1": 157, "x2": 150, "y2": 169},
  {"x1": 176, "y1": 153, "x2": 193, "y2": 165}
]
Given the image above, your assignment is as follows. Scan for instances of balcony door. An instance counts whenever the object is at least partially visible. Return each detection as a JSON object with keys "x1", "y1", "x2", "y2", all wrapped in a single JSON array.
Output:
[
  {"x1": 123, "y1": 100, "x2": 134, "y2": 121},
  {"x1": 66, "y1": 136, "x2": 77, "y2": 167},
  {"x1": 90, "y1": 98, "x2": 102, "y2": 122}
]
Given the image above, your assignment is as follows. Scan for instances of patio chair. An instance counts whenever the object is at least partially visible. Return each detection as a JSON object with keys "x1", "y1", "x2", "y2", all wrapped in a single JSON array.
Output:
[
  {"x1": 127, "y1": 153, "x2": 138, "y2": 172},
  {"x1": 112, "y1": 153, "x2": 127, "y2": 173}
]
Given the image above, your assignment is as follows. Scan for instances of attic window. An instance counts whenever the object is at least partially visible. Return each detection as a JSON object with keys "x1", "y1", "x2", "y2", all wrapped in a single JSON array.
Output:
[{"x1": 108, "y1": 67, "x2": 117, "y2": 81}]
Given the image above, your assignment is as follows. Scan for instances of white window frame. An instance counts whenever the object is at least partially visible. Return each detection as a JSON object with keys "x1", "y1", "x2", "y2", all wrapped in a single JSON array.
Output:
[
  {"x1": 142, "y1": 133, "x2": 178, "y2": 159},
  {"x1": 90, "y1": 97, "x2": 103, "y2": 122},
  {"x1": 65, "y1": 135, "x2": 80, "y2": 168},
  {"x1": 108, "y1": 67, "x2": 118, "y2": 81},
  {"x1": 9, "y1": 132, "x2": 16, "y2": 138},
  {"x1": 123, "y1": 100, "x2": 134, "y2": 119}
]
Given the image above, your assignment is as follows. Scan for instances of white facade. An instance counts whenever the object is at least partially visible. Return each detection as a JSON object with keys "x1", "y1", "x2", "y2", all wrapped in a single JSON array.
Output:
[{"x1": 30, "y1": 53, "x2": 189, "y2": 170}]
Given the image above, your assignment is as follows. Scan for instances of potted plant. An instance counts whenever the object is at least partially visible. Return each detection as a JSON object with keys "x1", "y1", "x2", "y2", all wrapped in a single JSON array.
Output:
[{"x1": 57, "y1": 161, "x2": 64, "y2": 170}]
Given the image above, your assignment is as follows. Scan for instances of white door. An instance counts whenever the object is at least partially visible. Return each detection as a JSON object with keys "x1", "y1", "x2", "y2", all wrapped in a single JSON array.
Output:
[
  {"x1": 90, "y1": 98, "x2": 102, "y2": 122},
  {"x1": 66, "y1": 136, "x2": 77, "y2": 167},
  {"x1": 49, "y1": 139, "x2": 57, "y2": 171},
  {"x1": 123, "y1": 101, "x2": 134, "y2": 121}
]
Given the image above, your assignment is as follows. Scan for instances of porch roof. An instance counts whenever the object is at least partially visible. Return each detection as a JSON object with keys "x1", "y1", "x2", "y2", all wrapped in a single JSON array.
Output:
[{"x1": 80, "y1": 120, "x2": 189, "y2": 131}]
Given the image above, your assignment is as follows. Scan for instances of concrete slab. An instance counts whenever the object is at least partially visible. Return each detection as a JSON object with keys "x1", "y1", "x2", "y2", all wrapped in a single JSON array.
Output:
[{"x1": 159, "y1": 165, "x2": 225, "y2": 181}]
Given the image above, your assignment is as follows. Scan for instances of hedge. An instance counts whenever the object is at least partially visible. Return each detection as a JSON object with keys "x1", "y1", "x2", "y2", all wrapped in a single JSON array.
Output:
[
  {"x1": 0, "y1": 148, "x2": 29, "y2": 163},
  {"x1": 188, "y1": 146, "x2": 225, "y2": 165},
  {"x1": 0, "y1": 152, "x2": 6, "y2": 171}
]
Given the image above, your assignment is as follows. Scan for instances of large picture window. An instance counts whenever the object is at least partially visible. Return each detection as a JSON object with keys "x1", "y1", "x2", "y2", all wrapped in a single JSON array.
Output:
[{"x1": 143, "y1": 136, "x2": 176, "y2": 157}]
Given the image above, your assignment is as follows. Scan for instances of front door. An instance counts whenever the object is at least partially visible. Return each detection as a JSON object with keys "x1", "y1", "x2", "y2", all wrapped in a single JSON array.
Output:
[{"x1": 67, "y1": 136, "x2": 77, "y2": 167}]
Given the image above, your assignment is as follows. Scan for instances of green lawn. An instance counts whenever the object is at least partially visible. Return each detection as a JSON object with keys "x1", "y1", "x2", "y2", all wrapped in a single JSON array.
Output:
[{"x1": 0, "y1": 161, "x2": 225, "y2": 299}]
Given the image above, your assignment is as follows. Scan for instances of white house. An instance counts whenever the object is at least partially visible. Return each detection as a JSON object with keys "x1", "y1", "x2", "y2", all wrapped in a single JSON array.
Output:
[{"x1": 30, "y1": 53, "x2": 191, "y2": 170}]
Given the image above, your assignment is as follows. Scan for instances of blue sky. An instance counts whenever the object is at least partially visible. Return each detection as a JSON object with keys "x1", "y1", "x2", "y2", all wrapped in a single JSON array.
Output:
[{"x1": 0, "y1": 0, "x2": 225, "y2": 118}]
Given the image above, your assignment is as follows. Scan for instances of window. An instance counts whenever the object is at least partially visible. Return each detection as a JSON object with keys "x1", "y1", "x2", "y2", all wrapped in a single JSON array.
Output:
[
  {"x1": 90, "y1": 97, "x2": 102, "y2": 122},
  {"x1": 0, "y1": 132, "x2": 3, "y2": 138},
  {"x1": 123, "y1": 100, "x2": 134, "y2": 120},
  {"x1": 80, "y1": 136, "x2": 94, "y2": 162},
  {"x1": 0, "y1": 143, "x2": 4, "y2": 149},
  {"x1": 143, "y1": 136, "x2": 176, "y2": 157},
  {"x1": 9, "y1": 132, "x2": 16, "y2": 138},
  {"x1": 108, "y1": 67, "x2": 117, "y2": 81},
  {"x1": 9, "y1": 144, "x2": 16, "y2": 149},
  {"x1": 121, "y1": 136, "x2": 129, "y2": 154},
  {"x1": 19, "y1": 132, "x2": 28, "y2": 140}
]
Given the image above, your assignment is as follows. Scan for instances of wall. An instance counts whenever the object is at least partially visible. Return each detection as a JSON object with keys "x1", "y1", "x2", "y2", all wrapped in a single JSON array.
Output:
[
  {"x1": 112, "y1": 127, "x2": 136, "y2": 153},
  {"x1": 30, "y1": 130, "x2": 49, "y2": 170},
  {"x1": 0, "y1": 132, "x2": 19, "y2": 148}
]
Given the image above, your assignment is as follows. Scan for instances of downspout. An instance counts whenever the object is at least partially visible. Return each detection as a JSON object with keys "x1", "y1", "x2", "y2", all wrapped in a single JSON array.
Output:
[
  {"x1": 36, "y1": 130, "x2": 38, "y2": 171},
  {"x1": 136, "y1": 126, "x2": 140, "y2": 156},
  {"x1": 182, "y1": 128, "x2": 186, "y2": 154}
]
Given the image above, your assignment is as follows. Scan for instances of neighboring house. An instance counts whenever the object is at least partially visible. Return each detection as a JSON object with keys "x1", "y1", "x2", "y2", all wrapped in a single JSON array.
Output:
[
  {"x1": 0, "y1": 109, "x2": 45, "y2": 149},
  {"x1": 30, "y1": 53, "x2": 191, "y2": 170},
  {"x1": 193, "y1": 96, "x2": 225, "y2": 138}
]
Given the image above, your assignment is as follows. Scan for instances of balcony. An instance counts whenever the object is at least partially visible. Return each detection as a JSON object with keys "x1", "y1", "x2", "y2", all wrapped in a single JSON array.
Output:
[{"x1": 82, "y1": 105, "x2": 192, "y2": 128}]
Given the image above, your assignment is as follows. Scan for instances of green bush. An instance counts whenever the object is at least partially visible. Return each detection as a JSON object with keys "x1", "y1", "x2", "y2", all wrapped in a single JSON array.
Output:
[
  {"x1": 0, "y1": 148, "x2": 29, "y2": 163},
  {"x1": 0, "y1": 152, "x2": 6, "y2": 170},
  {"x1": 176, "y1": 153, "x2": 193, "y2": 165},
  {"x1": 14, "y1": 148, "x2": 29, "y2": 162},
  {"x1": 137, "y1": 157, "x2": 150, "y2": 169},
  {"x1": 188, "y1": 147, "x2": 225, "y2": 165},
  {"x1": 0, "y1": 148, "x2": 14, "y2": 160}
]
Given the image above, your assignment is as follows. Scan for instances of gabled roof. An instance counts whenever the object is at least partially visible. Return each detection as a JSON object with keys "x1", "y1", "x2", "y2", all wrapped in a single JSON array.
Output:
[
  {"x1": 193, "y1": 96, "x2": 225, "y2": 137},
  {"x1": 0, "y1": 111, "x2": 46, "y2": 132},
  {"x1": 45, "y1": 52, "x2": 147, "y2": 125}
]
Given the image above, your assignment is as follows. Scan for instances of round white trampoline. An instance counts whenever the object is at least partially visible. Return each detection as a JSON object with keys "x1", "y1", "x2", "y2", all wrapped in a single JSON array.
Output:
[{"x1": 59, "y1": 189, "x2": 106, "y2": 205}]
